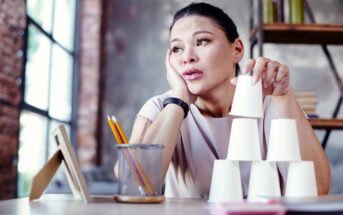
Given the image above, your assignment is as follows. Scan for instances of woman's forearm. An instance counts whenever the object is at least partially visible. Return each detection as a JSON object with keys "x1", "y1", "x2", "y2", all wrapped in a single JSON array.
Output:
[
  {"x1": 140, "y1": 104, "x2": 185, "y2": 178},
  {"x1": 271, "y1": 88, "x2": 331, "y2": 195}
]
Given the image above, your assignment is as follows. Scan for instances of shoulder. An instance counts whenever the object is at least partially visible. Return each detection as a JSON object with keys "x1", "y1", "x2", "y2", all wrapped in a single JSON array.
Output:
[
  {"x1": 142, "y1": 90, "x2": 174, "y2": 111},
  {"x1": 146, "y1": 90, "x2": 173, "y2": 106}
]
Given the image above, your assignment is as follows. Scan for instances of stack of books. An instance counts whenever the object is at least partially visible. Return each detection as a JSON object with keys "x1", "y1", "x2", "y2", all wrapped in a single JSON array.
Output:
[{"x1": 294, "y1": 91, "x2": 318, "y2": 118}]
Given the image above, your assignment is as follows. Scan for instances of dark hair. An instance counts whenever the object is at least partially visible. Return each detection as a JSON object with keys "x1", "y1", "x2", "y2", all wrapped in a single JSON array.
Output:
[{"x1": 169, "y1": 2, "x2": 239, "y2": 43}]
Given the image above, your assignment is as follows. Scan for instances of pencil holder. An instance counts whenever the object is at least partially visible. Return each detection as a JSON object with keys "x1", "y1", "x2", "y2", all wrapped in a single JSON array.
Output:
[{"x1": 114, "y1": 143, "x2": 165, "y2": 203}]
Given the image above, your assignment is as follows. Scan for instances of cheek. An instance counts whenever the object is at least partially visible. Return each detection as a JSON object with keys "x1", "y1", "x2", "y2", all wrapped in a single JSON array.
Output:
[
  {"x1": 220, "y1": 49, "x2": 235, "y2": 67},
  {"x1": 206, "y1": 49, "x2": 232, "y2": 68}
]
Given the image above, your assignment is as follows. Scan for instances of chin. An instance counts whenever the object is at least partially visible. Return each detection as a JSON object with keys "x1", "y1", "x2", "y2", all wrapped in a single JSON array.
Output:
[{"x1": 188, "y1": 86, "x2": 205, "y2": 96}]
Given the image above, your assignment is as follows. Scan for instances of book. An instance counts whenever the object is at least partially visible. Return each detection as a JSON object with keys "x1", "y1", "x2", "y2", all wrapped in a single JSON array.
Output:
[
  {"x1": 294, "y1": 90, "x2": 318, "y2": 116},
  {"x1": 294, "y1": 91, "x2": 316, "y2": 97},
  {"x1": 297, "y1": 98, "x2": 317, "y2": 103},
  {"x1": 272, "y1": 1, "x2": 278, "y2": 23},
  {"x1": 263, "y1": 0, "x2": 275, "y2": 23},
  {"x1": 307, "y1": 114, "x2": 319, "y2": 119},
  {"x1": 289, "y1": 0, "x2": 305, "y2": 24},
  {"x1": 276, "y1": 0, "x2": 285, "y2": 22}
]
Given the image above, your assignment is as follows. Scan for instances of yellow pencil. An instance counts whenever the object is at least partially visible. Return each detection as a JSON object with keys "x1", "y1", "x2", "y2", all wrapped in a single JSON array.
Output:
[
  {"x1": 111, "y1": 115, "x2": 128, "y2": 143},
  {"x1": 107, "y1": 115, "x2": 147, "y2": 195},
  {"x1": 107, "y1": 115, "x2": 124, "y2": 144},
  {"x1": 111, "y1": 115, "x2": 156, "y2": 195}
]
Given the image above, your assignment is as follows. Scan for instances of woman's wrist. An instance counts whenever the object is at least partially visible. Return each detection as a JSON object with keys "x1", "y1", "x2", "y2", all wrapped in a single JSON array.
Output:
[
  {"x1": 172, "y1": 90, "x2": 196, "y2": 105},
  {"x1": 271, "y1": 87, "x2": 305, "y2": 118},
  {"x1": 272, "y1": 86, "x2": 294, "y2": 101},
  {"x1": 163, "y1": 97, "x2": 189, "y2": 118}
]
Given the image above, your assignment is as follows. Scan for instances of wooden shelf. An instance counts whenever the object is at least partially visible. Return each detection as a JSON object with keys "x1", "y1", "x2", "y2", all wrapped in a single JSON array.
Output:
[
  {"x1": 250, "y1": 24, "x2": 343, "y2": 45},
  {"x1": 309, "y1": 118, "x2": 343, "y2": 129}
]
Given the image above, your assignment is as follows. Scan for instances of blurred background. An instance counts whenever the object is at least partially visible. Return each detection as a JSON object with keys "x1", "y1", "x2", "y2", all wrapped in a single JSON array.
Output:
[{"x1": 0, "y1": 0, "x2": 342, "y2": 200}]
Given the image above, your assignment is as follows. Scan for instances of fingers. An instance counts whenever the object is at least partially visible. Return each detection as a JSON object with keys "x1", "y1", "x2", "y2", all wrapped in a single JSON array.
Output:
[
  {"x1": 243, "y1": 57, "x2": 290, "y2": 96},
  {"x1": 242, "y1": 59, "x2": 255, "y2": 74},
  {"x1": 264, "y1": 61, "x2": 278, "y2": 87},
  {"x1": 252, "y1": 57, "x2": 269, "y2": 83},
  {"x1": 165, "y1": 49, "x2": 171, "y2": 69},
  {"x1": 248, "y1": 57, "x2": 282, "y2": 85},
  {"x1": 165, "y1": 49, "x2": 197, "y2": 103},
  {"x1": 275, "y1": 64, "x2": 289, "y2": 83},
  {"x1": 230, "y1": 77, "x2": 238, "y2": 85},
  {"x1": 166, "y1": 49, "x2": 176, "y2": 75}
]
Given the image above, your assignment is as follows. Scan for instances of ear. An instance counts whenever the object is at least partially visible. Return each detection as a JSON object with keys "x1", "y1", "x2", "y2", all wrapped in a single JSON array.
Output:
[{"x1": 232, "y1": 38, "x2": 244, "y2": 63}]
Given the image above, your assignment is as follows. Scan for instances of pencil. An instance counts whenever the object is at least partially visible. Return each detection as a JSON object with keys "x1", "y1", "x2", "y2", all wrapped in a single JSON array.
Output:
[
  {"x1": 107, "y1": 115, "x2": 146, "y2": 195},
  {"x1": 107, "y1": 116, "x2": 124, "y2": 144},
  {"x1": 111, "y1": 115, "x2": 128, "y2": 143},
  {"x1": 111, "y1": 115, "x2": 157, "y2": 195}
]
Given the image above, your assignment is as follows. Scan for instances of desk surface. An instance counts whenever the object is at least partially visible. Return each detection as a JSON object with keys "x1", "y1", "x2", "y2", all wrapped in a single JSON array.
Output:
[
  {"x1": 3, "y1": 195, "x2": 211, "y2": 215},
  {"x1": 1, "y1": 194, "x2": 343, "y2": 215}
]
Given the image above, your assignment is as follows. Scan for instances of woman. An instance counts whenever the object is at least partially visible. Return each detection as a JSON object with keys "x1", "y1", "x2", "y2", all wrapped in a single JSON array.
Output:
[{"x1": 128, "y1": 2, "x2": 330, "y2": 198}]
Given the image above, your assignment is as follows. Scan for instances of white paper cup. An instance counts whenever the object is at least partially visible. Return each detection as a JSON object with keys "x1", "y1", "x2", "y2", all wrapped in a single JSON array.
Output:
[
  {"x1": 248, "y1": 161, "x2": 281, "y2": 201},
  {"x1": 267, "y1": 119, "x2": 301, "y2": 161},
  {"x1": 227, "y1": 118, "x2": 262, "y2": 161},
  {"x1": 230, "y1": 75, "x2": 263, "y2": 118},
  {"x1": 208, "y1": 160, "x2": 243, "y2": 203},
  {"x1": 285, "y1": 161, "x2": 318, "y2": 197}
]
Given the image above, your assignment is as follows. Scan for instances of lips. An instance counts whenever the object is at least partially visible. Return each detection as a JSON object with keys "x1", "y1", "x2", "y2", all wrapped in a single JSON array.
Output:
[{"x1": 182, "y1": 68, "x2": 204, "y2": 81}]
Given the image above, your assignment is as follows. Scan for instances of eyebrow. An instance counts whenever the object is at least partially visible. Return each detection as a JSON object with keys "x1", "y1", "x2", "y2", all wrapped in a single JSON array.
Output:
[{"x1": 170, "y1": 30, "x2": 214, "y2": 43}]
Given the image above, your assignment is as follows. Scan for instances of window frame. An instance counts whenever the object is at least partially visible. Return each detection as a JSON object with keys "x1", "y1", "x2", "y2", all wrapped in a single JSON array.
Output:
[{"x1": 18, "y1": 0, "x2": 80, "y2": 197}]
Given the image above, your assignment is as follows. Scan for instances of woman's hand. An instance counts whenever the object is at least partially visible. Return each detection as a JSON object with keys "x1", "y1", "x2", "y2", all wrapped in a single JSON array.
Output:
[
  {"x1": 166, "y1": 49, "x2": 197, "y2": 104},
  {"x1": 233, "y1": 57, "x2": 291, "y2": 96}
]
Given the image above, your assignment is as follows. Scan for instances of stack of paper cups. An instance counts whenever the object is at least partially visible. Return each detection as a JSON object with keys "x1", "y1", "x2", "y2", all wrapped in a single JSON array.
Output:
[
  {"x1": 208, "y1": 160, "x2": 243, "y2": 202},
  {"x1": 227, "y1": 118, "x2": 262, "y2": 161},
  {"x1": 267, "y1": 119, "x2": 301, "y2": 161},
  {"x1": 230, "y1": 75, "x2": 263, "y2": 118},
  {"x1": 248, "y1": 161, "x2": 281, "y2": 201},
  {"x1": 286, "y1": 161, "x2": 318, "y2": 197}
]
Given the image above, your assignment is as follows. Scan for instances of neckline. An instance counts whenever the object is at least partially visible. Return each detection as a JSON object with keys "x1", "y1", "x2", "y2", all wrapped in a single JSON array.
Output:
[{"x1": 190, "y1": 104, "x2": 233, "y2": 121}]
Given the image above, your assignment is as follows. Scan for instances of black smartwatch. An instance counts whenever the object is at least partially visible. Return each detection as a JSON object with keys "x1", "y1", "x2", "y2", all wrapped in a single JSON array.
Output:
[{"x1": 163, "y1": 97, "x2": 189, "y2": 118}]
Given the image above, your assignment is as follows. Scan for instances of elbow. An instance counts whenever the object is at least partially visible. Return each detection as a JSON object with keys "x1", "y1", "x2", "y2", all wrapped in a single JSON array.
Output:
[
  {"x1": 317, "y1": 165, "x2": 331, "y2": 195},
  {"x1": 318, "y1": 184, "x2": 330, "y2": 195},
  {"x1": 318, "y1": 183, "x2": 330, "y2": 195}
]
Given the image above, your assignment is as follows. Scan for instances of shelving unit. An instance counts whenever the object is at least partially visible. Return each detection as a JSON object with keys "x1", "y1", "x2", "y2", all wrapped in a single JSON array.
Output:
[
  {"x1": 250, "y1": 23, "x2": 343, "y2": 45},
  {"x1": 249, "y1": 0, "x2": 343, "y2": 149}
]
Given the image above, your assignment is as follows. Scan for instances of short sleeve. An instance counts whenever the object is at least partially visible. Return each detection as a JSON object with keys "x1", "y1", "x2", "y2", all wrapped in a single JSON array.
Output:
[{"x1": 137, "y1": 91, "x2": 173, "y2": 122}]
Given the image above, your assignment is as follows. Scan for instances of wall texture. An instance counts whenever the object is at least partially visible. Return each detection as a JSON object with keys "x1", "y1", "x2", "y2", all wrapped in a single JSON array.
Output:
[
  {"x1": 0, "y1": 0, "x2": 25, "y2": 200},
  {"x1": 77, "y1": 0, "x2": 103, "y2": 167}
]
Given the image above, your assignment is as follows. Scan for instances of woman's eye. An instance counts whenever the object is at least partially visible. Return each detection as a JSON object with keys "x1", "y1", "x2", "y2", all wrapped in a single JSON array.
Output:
[
  {"x1": 172, "y1": 46, "x2": 181, "y2": 53},
  {"x1": 196, "y1": 39, "x2": 209, "y2": 46}
]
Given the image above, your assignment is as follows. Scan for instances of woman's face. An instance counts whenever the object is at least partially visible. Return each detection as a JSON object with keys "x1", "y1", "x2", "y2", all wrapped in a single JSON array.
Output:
[{"x1": 170, "y1": 15, "x2": 238, "y2": 95}]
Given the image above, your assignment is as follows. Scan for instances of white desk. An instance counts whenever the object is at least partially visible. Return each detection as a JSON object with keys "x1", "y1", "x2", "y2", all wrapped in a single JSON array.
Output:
[
  {"x1": 0, "y1": 195, "x2": 211, "y2": 215},
  {"x1": 1, "y1": 194, "x2": 343, "y2": 215}
]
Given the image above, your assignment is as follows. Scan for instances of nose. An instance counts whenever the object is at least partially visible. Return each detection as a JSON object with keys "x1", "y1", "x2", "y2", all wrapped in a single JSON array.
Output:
[{"x1": 182, "y1": 47, "x2": 198, "y2": 64}]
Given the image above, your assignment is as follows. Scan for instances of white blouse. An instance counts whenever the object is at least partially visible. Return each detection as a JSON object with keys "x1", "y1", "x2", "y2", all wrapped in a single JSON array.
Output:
[{"x1": 137, "y1": 90, "x2": 287, "y2": 198}]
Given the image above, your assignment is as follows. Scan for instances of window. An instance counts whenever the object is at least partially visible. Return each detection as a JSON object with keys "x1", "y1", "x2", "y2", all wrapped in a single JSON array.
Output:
[{"x1": 18, "y1": 0, "x2": 78, "y2": 197}]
